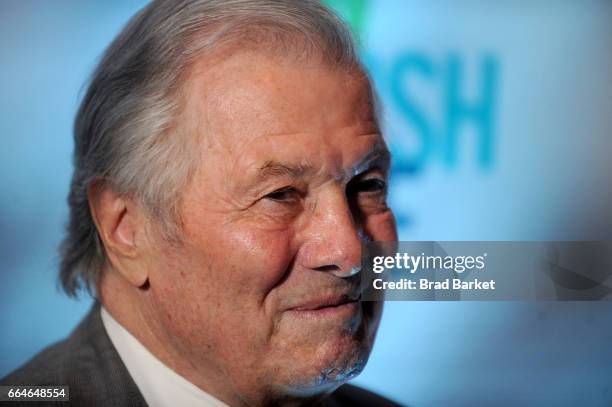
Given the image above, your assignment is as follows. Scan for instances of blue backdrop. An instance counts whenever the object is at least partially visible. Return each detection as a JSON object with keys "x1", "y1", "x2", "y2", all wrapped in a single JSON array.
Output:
[{"x1": 1, "y1": 1, "x2": 611, "y2": 406}]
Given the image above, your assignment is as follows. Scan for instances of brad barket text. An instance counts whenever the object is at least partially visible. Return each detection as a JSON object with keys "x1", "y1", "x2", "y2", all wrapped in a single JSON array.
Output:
[{"x1": 372, "y1": 278, "x2": 496, "y2": 291}]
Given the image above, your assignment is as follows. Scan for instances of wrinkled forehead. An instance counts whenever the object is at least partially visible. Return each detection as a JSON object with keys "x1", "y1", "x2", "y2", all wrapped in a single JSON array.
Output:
[
  {"x1": 175, "y1": 50, "x2": 385, "y2": 188},
  {"x1": 182, "y1": 50, "x2": 378, "y2": 152}
]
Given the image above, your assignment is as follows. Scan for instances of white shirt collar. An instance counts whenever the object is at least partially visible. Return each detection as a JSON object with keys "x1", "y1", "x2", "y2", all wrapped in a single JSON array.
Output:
[{"x1": 100, "y1": 307, "x2": 229, "y2": 407}]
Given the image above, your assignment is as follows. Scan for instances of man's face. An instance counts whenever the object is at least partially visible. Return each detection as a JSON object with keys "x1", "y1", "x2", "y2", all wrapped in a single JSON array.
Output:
[{"x1": 145, "y1": 51, "x2": 397, "y2": 403}]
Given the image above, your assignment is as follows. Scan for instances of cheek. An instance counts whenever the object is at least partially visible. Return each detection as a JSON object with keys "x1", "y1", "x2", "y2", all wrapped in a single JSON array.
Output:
[
  {"x1": 180, "y1": 216, "x2": 297, "y2": 302},
  {"x1": 148, "y1": 223, "x2": 297, "y2": 364},
  {"x1": 222, "y1": 226, "x2": 295, "y2": 292}
]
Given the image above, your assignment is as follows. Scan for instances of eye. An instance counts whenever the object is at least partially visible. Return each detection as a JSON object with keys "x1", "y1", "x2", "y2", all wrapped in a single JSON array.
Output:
[
  {"x1": 349, "y1": 177, "x2": 387, "y2": 194},
  {"x1": 356, "y1": 178, "x2": 386, "y2": 193},
  {"x1": 264, "y1": 186, "x2": 300, "y2": 203}
]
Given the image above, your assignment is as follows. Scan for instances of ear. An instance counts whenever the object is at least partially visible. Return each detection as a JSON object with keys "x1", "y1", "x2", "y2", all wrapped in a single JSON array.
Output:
[{"x1": 88, "y1": 180, "x2": 149, "y2": 288}]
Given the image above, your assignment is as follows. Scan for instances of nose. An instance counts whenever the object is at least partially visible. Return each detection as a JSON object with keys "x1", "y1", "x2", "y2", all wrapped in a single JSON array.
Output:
[
  {"x1": 334, "y1": 265, "x2": 362, "y2": 278},
  {"x1": 299, "y1": 187, "x2": 365, "y2": 278}
]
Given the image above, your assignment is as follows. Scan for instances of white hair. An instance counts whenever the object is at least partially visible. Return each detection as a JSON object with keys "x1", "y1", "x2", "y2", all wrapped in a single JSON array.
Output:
[{"x1": 60, "y1": 0, "x2": 364, "y2": 296}]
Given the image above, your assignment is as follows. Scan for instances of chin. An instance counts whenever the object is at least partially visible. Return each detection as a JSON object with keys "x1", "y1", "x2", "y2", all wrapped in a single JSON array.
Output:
[
  {"x1": 268, "y1": 303, "x2": 382, "y2": 397},
  {"x1": 277, "y1": 333, "x2": 372, "y2": 397}
]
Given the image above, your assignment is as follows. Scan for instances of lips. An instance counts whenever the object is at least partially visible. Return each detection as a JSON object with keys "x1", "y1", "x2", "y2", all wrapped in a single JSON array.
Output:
[{"x1": 289, "y1": 294, "x2": 360, "y2": 312}]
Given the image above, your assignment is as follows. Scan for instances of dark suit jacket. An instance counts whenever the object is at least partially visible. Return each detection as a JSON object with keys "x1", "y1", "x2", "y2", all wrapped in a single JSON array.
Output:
[{"x1": 1, "y1": 303, "x2": 402, "y2": 407}]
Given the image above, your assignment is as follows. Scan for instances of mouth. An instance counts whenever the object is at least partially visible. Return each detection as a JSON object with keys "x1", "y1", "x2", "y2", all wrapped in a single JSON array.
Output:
[{"x1": 287, "y1": 294, "x2": 361, "y2": 319}]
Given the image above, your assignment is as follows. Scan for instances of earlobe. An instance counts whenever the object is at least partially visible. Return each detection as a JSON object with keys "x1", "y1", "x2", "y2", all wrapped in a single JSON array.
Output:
[{"x1": 87, "y1": 181, "x2": 149, "y2": 288}]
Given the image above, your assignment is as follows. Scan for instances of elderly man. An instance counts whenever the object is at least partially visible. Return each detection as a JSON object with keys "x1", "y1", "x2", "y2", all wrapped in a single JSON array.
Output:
[{"x1": 1, "y1": 0, "x2": 398, "y2": 406}]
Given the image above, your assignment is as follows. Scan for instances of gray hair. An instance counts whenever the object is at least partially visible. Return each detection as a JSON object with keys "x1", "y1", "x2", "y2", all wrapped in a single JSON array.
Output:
[{"x1": 60, "y1": 0, "x2": 363, "y2": 297}]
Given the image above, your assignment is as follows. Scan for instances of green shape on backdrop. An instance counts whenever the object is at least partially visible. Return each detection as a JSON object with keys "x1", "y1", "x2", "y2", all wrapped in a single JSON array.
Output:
[{"x1": 322, "y1": 0, "x2": 370, "y2": 42}]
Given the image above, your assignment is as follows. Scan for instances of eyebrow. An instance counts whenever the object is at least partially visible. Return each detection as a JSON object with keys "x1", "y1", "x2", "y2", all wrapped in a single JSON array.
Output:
[
  {"x1": 251, "y1": 144, "x2": 391, "y2": 184},
  {"x1": 256, "y1": 161, "x2": 313, "y2": 181},
  {"x1": 352, "y1": 144, "x2": 391, "y2": 176}
]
